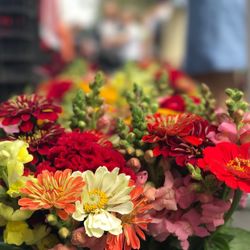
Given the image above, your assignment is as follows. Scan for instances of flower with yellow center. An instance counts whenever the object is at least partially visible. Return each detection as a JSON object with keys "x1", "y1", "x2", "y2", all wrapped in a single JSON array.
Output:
[{"x1": 72, "y1": 167, "x2": 134, "y2": 238}]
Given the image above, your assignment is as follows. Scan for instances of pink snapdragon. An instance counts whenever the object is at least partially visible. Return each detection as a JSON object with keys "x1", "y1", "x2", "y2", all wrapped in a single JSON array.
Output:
[
  {"x1": 200, "y1": 199, "x2": 231, "y2": 231},
  {"x1": 145, "y1": 171, "x2": 177, "y2": 211},
  {"x1": 71, "y1": 227, "x2": 106, "y2": 250}
]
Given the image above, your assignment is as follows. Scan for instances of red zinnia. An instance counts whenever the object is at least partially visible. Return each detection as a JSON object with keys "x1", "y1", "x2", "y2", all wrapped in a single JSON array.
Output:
[
  {"x1": 143, "y1": 113, "x2": 201, "y2": 143},
  {"x1": 144, "y1": 114, "x2": 215, "y2": 166},
  {"x1": 15, "y1": 124, "x2": 65, "y2": 165},
  {"x1": 198, "y1": 142, "x2": 250, "y2": 192},
  {"x1": 0, "y1": 94, "x2": 61, "y2": 132}
]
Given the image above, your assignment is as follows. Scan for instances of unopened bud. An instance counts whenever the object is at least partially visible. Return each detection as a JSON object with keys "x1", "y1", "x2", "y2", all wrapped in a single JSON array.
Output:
[
  {"x1": 135, "y1": 149, "x2": 144, "y2": 157},
  {"x1": 144, "y1": 150, "x2": 154, "y2": 163},
  {"x1": 187, "y1": 163, "x2": 202, "y2": 181},
  {"x1": 59, "y1": 227, "x2": 70, "y2": 239},
  {"x1": 46, "y1": 214, "x2": 58, "y2": 226},
  {"x1": 127, "y1": 147, "x2": 135, "y2": 155},
  {"x1": 126, "y1": 157, "x2": 141, "y2": 172}
]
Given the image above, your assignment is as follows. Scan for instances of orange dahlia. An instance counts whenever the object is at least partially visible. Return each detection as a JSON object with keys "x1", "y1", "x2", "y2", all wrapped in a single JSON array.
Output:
[
  {"x1": 198, "y1": 142, "x2": 250, "y2": 192},
  {"x1": 18, "y1": 169, "x2": 85, "y2": 220},
  {"x1": 105, "y1": 186, "x2": 152, "y2": 250}
]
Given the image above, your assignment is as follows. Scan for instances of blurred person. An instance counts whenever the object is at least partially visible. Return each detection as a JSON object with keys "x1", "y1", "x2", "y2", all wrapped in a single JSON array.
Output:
[
  {"x1": 39, "y1": 0, "x2": 75, "y2": 76},
  {"x1": 119, "y1": 9, "x2": 146, "y2": 62},
  {"x1": 59, "y1": 0, "x2": 100, "y2": 60},
  {"x1": 184, "y1": 0, "x2": 247, "y2": 105},
  {"x1": 98, "y1": 1, "x2": 123, "y2": 71},
  {"x1": 145, "y1": 0, "x2": 173, "y2": 59}
]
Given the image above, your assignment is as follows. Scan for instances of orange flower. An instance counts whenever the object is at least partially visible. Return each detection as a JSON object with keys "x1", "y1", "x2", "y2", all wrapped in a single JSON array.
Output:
[
  {"x1": 106, "y1": 186, "x2": 152, "y2": 250},
  {"x1": 18, "y1": 169, "x2": 84, "y2": 220}
]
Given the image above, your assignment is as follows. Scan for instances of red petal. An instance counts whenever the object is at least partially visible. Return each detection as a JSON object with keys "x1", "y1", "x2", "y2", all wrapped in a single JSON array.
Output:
[
  {"x1": 183, "y1": 136, "x2": 203, "y2": 146},
  {"x1": 38, "y1": 112, "x2": 58, "y2": 121},
  {"x1": 21, "y1": 114, "x2": 31, "y2": 121},
  {"x1": 2, "y1": 117, "x2": 20, "y2": 125},
  {"x1": 20, "y1": 121, "x2": 34, "y2": 132}
]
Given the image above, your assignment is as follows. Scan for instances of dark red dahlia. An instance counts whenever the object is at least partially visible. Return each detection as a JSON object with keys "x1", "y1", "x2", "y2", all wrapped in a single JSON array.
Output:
[
  {"x1": 0, "y1": 94, "x2": 62, "y2": 133},
  {"x1": 39, "y1": 131, "x2": 135, "y2": 178}
]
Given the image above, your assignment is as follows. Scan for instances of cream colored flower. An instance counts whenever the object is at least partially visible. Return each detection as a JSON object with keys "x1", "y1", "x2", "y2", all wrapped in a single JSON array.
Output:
[
  {"x1": 0, "y1": 140, "x2": 33, "y2": 197},
  {"x1": 72, "y1": 167, "x2": 133, "y2": 238}
]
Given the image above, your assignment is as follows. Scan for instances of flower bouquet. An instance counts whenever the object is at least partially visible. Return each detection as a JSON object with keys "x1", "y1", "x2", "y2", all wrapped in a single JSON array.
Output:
[{"x1": 0, "y1": 67, "x2": 249, "y2": 250}]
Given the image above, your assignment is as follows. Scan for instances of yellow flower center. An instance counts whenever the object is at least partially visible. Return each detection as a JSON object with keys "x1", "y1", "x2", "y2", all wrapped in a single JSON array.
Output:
[
  {"x1": 84, "y1": 189, "x2": 108, "y2": 213},
  {"x1": 226, "y1": 157, "x2": 250, "y2": 178}
]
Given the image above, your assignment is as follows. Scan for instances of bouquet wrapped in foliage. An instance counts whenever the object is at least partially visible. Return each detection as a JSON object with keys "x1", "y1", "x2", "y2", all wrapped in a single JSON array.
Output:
[{"x1": 0, "y1": 63, "x2": 249, "y2": 250}]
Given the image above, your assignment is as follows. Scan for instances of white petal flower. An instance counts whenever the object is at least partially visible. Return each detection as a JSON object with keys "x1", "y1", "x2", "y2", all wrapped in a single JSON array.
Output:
[{"x1": 72, "y1": 167, "x2": 134, "y2": 238}]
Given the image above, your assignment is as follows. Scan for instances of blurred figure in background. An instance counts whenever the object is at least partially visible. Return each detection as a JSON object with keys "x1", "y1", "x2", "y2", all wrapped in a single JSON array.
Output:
[
  {"x1": 98, "y1": 1, "x2": 123, "y2": 71},
  {"x1": 145, "y1": 0, "x2": 173, "y2": 59},
  {"x1": 119, "y1": 9, "x2": 146, "y2": 62},
  {"x1": 59, "y1": 0, "x2": 100, "y2": 61},
  {"x1": 40, "y1": 0, "x2": 75, "y2": 76},
  {"x1": 184, "y1": 0, "x2": 247, "y2": 105}
]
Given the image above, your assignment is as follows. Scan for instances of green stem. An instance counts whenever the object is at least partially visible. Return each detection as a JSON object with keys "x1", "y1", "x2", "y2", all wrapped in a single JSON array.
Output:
[{"x1": 224, "y1": 189, "x2": 242, "y2": 223}]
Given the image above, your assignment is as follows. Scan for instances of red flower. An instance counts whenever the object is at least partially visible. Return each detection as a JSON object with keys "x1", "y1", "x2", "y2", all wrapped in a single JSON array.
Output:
[
  {"x1": 160, "y1": 95, "x2": 186, "y2": 112},
  {"x1": 198, "y1": 142, "x2": 250, "y2": 192},
  {"x1": 46, "y1": 79, "x2": 73, "y2": 102},
  {"x1": 0, "y1": 94, "x2": 61, "y2": 133},
  {"x1": 143, "y1": 113, "x2": 201, "y2": 143},
  {"x1": 15, "y1": 124, "x2": 64, "y2": 165},
  {"x1": 144, "y1": 114, "x2": 215, "y2": 166},
  {"x1": 43, "y1": 131, "x2": 135, "y2": 179},
  {"x1": 169, "y1": 119, "x2": 215, "y2": 166}
]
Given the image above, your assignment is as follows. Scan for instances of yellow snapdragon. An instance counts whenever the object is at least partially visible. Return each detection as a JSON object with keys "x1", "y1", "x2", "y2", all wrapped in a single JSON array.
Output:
[{"x1": 0, "y1": 140, "x2": 33, "y2": 197}]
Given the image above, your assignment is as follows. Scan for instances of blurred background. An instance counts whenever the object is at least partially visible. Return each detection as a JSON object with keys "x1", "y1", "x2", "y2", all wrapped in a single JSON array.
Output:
[
  {"x1": 0, "y1": 0, "x2": 249, "y2": 102},
  {"x1": 0, "y1": 0, "x2": 249, "y2": 230}
]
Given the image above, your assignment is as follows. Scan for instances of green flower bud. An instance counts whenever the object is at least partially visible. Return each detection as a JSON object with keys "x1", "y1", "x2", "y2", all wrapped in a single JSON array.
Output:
[
  {"x1": 58, "y1": 227, "x2": 70, "y2": 239},
  {"x1": 46, "y1": 214, "x2": 58, "y2": 226}
]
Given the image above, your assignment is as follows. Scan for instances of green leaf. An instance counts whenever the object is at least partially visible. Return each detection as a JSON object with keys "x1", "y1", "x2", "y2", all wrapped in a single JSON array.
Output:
[
  {"x1": 222, "y1": 227, "x2": 250, "y2": 250},
  {"x1": 205, "y1": 232, "x2": 232, "y2": 250}
]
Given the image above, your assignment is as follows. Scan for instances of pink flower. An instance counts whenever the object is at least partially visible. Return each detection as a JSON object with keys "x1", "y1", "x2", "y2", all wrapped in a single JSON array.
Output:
[
  {"x1": 175, "y1": 185, "x2": 196, "y2": 209},
  {"x1": 239, "y1": 193, "x2": 249, "y2": 208},
  {"x1": 0, "y1": 118, "x2": 19, "y2": 134},
  {"x1": 49, "y1": 244, "x2": 76, "y2": 250},
  {"x1": 71, "y1": 227, "x2": 106, "y2": 250},
  {"x1": 136, "y1": 171, "x2": 148, "y2": 186},
  {"x1": 200, "y1": 199, "x2": 231, "y2": 231},
  {"x1": 239, "y1": 124, "x2": 250, "y2": 144},
  {"x1": 242, "y1": 112, "x2": 250, "y2": 123},
  {"x1": 149, "y1": 209, "x2": 209, "y2": 250},
  {"x1": 145, "y1": 171, "x2": 177, "y2": 211},
  {"x1": 207, "y1": 121, "x2": 237, "y2": 144}
]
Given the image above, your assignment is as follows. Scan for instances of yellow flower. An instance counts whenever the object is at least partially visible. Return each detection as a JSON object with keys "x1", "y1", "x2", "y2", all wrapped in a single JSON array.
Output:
[
  {"x1": 7, "y1": 175, "x2": 36, "y2": 198},
  {"x1": 72, "y1": 167, "x2": 133, "y2": 238},
  {"x1": 101, "y1": 85, "x2": 118, "y2": 105},
  {"x1": 4, "y1": 221, "x2": 49, "y2": 246},
  {"x1": 0, "y1": 202, "x2": 32, "y2": 223},
  {"x1": 0, "y1": 140, "x2": 33, "y2": 195},
  {"x1": 3, "y1": 221, "x2": 33, "y2": 246}
]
